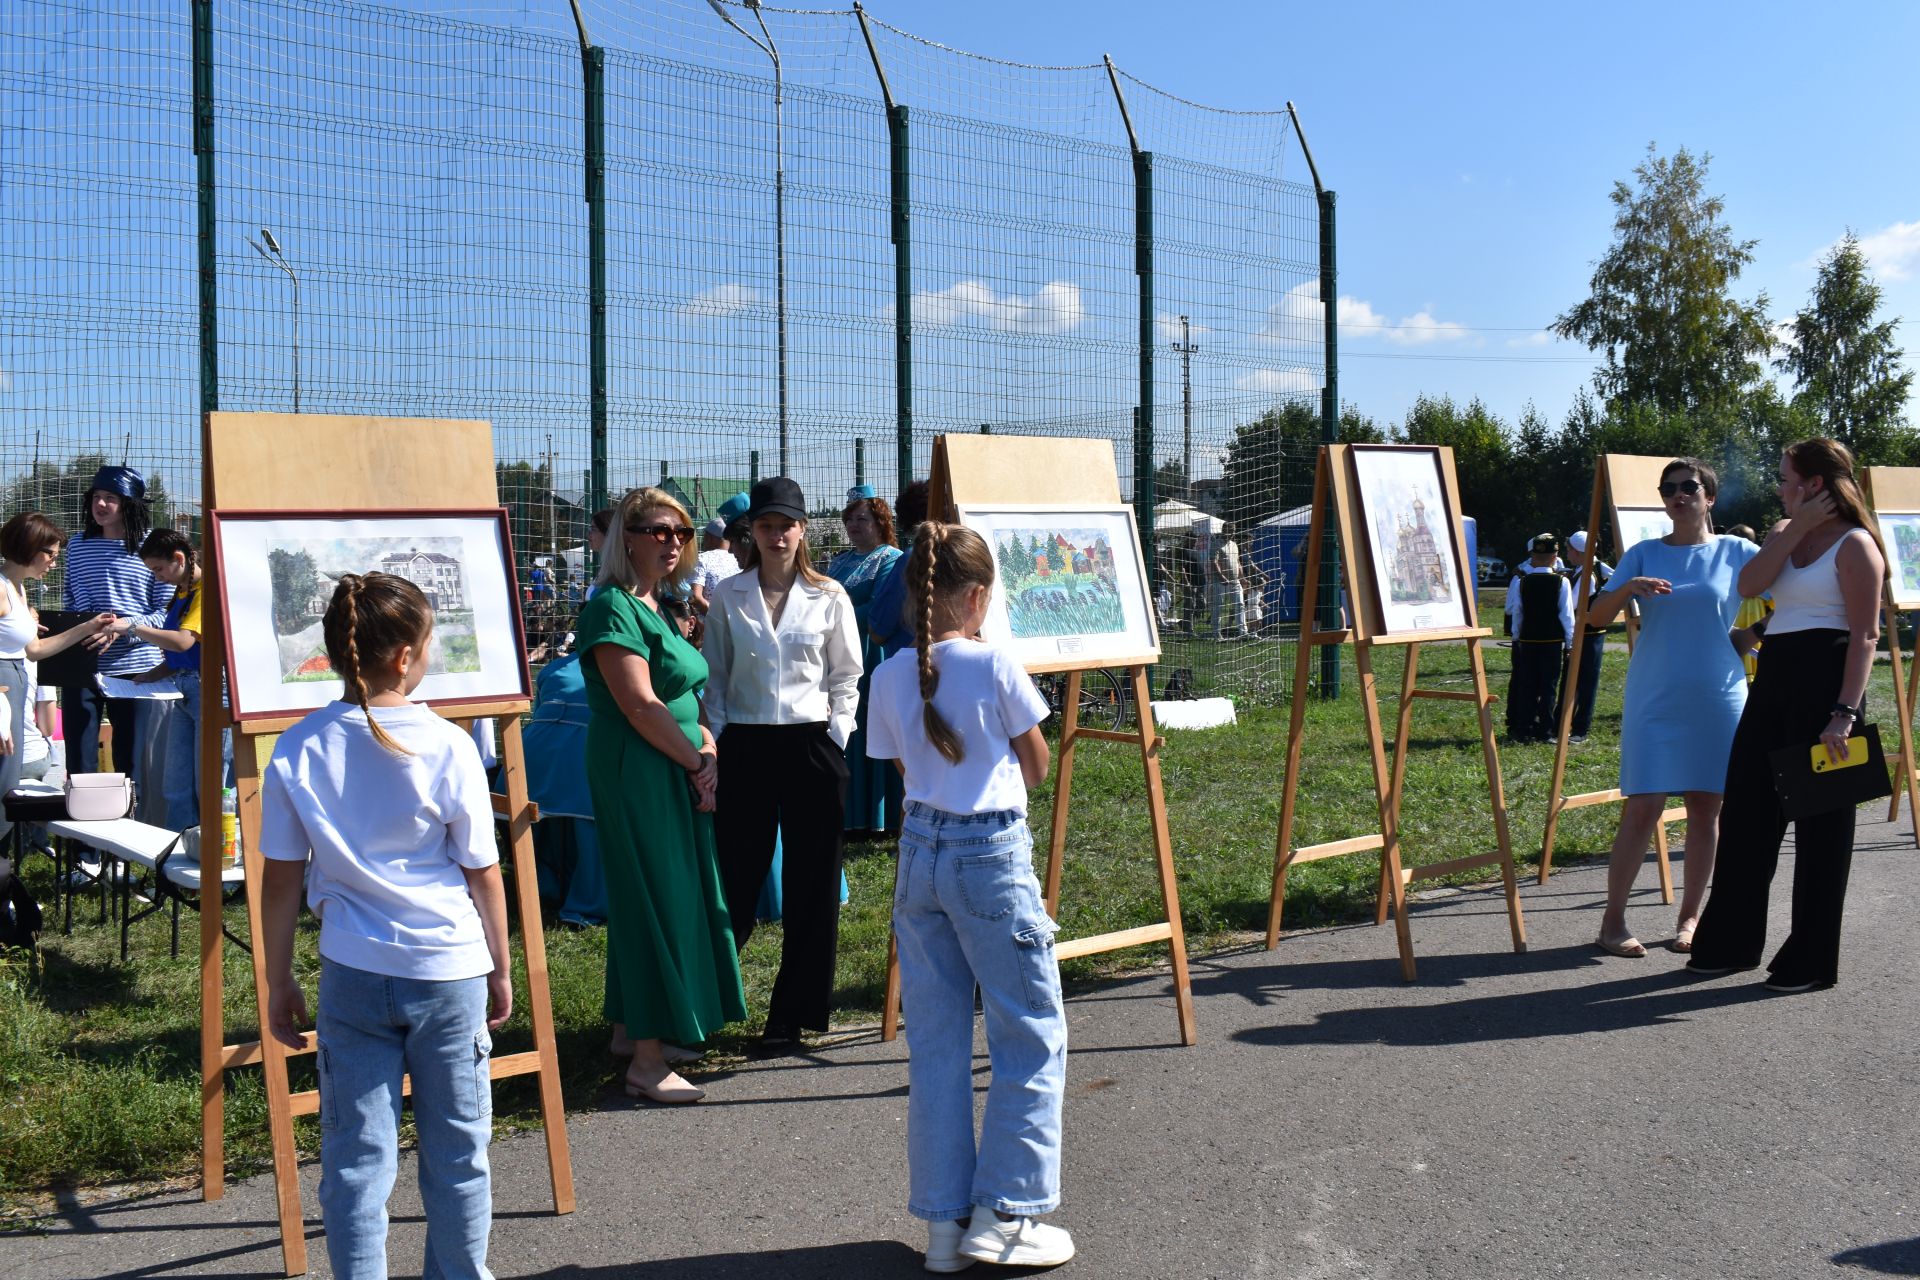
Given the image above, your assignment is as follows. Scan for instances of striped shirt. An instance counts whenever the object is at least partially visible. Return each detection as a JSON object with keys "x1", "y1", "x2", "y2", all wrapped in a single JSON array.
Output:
[{"x1": 63, "y1": 535, "x2": 173, "y2": 675}]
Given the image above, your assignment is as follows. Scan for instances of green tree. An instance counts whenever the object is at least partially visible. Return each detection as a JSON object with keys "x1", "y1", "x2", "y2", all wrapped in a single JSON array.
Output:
[
  {"x1": 1553, "y1": 145, "x2": 1772, "y2": 415},
  {"x1": 1776, "y1": 233, "x2": 1915, "y2": 463},
  {"x1": 1153, "y1": 457, "x2": 1189, "y2": 503},
  {"x1": 1396, "y1": 395, "x2": 1519, "y2": 553},
  {"x1": 267, "y1": 547, "x2": 319, "y2": 634}
]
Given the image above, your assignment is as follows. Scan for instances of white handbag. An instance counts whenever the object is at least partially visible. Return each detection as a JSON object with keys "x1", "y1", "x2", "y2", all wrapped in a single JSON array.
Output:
[{"x1": 64, "y1": 772, "x2": 134, "y2": 822}]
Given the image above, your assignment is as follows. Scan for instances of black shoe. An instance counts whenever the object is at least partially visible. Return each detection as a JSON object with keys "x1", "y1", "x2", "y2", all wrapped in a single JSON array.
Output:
[
  {"x1": 757, "y1": 1023, "x2": 802, "y2": 1055},
  {"x1": 1763, "y1": 977, "x2": 1825, "y2": 994},
  {"x1": 1684, "y1": 961, "x2": 1757, "y2": 977}
]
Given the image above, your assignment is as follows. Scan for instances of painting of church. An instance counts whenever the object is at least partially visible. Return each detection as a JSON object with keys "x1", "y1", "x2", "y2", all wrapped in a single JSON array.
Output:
[{"x1": 1387, "y1": 497, "x2": 1452, "y2": 604}]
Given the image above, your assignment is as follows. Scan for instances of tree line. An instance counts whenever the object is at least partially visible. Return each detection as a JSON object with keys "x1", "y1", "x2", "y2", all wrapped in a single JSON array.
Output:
[{"x1": 1211, "y1": 144, "x2": 1914, "y2": 562}]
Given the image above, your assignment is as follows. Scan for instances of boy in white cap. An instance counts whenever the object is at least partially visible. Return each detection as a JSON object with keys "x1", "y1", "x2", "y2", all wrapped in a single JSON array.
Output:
[{"x1": 1504, "y1": 532, "x2": 1574, "y2": 742}]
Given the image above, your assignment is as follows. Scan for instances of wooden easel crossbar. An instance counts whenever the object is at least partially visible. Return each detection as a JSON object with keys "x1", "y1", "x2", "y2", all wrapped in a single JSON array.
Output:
[
  {"x1": 197, "y1": 413, "x2": 574, "y2": 1277},
  {"x1": 1265, "y1": 445, "x2": 1526, "y2": 980},
  {"x1": 880, "y1": 434, "x2": 1196, "y2": 1047}
]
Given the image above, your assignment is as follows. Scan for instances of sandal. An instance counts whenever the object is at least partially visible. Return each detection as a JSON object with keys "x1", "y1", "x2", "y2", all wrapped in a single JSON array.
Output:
[
  {"x1": 624, "y1": 1070, "x2": 705, "y2": 1105},
  {"x1": 1671, "y1": 923, "x2": 1697, "y2": 953},
  {"x1": 1596, "y1": 933, "x2": 1647, "y2": 958}
]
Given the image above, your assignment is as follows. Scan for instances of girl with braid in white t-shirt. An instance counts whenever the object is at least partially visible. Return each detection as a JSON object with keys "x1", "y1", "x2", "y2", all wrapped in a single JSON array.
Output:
[{"x1": 867, "y1": 522, "x2": 1074, "y2": 1274}]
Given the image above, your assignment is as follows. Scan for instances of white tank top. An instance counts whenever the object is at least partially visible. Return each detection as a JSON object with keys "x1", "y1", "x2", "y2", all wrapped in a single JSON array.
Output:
[
  {"x1": 0, "y1": 577, "x2": 36, "y2": 660},
  {"x1": 1766, "y1": 528, "x2": 1863, "y2": 634}
]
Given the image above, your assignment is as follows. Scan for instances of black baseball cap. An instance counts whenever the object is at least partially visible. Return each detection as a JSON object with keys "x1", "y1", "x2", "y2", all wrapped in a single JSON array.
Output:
[
  {"x1": 746, "y1": 476, "x2": 808, "y2": 523},
  {"x1": 1529, "y1": 531, "x2": 1558, "y2": 553}
]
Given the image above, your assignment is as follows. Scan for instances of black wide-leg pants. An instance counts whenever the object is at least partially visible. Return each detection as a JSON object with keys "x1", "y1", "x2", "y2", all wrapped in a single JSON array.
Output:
[
  {"x1": 716, "y1": 722, "x2": 849, "y2": 1032},
  {"x1": 1691, "y1": 629, "x2": 1856, "y2": 987},
  {"x1": 1507, "y1": 641, "x2": 1561, "y2": 740}
]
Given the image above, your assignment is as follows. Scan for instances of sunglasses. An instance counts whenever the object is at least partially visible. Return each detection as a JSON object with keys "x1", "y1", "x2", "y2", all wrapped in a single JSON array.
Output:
[
  {"x1": 626, "y1": 523, "x2": 696, "y2": 545},
  {"x1": 1657, "y1": 479, "x2": 1704, "y2": 497}
]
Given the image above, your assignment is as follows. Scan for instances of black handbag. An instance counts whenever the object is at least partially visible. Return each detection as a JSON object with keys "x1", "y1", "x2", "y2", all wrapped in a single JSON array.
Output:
[{"x1": 1766, "y1": 723, "x2": 1892, "y2": 821}]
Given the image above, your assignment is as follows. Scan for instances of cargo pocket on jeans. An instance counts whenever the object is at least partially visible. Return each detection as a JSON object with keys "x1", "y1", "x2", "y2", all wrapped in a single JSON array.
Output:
[
  {"x1": 455, "y1": 1029, "x2": 494, "y2": 1123},
  {"x1": 1012, "y1": 919, "x2": 1062, "y2": 1013},
  {"x1": 316, "y1": 1039, "x2": 338, "y2": 1132}
]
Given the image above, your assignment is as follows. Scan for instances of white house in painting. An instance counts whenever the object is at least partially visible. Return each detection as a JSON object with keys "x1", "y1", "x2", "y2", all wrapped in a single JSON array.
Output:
[{"x1": 378, "y1": 547, "x2": 467, "y2": 611}]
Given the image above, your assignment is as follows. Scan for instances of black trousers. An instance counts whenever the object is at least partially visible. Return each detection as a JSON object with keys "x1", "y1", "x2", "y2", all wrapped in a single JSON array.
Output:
[
  {"x1": 62, "y1": 684, "x2": 139, "y2": 776},
  {"x1": 1506, "y1": 642, "x2": 1562, "y2": 740},
  {"x1": 1553, "y1": 629, "x2": 1605, "y2": 737},
  {"x1": 715, "y1": 722, "x2": 848, "y2": 1032},
  {"x1": 1691, "y1": 629, "x2": 1855, "y2": 986}
]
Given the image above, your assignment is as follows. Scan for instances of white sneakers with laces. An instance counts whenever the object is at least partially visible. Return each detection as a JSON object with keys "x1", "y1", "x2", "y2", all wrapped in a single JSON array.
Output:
[
  {"x1": 923, "y1": 1219, "x2": 973, "y2": 1273},
  {"x1": 956, "y1": 1213, "x2": 1075, "y2": 1268}
]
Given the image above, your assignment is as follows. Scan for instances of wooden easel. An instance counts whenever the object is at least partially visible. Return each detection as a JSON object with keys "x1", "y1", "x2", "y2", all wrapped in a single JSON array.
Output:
[
  {"x1": 880, "y1": 434, "x2": 1196, "y2": 1046},
  {"x1": 1265, "y1": 444, "x2": 1526, "y2": 979},
  {"x1": 1539, "y1": 455, "x2": 1695, "y2": 885},
  {"x1": 1860, "y1": 467, "x2": 1920, "y2": 842},
  {"x1": 196, "y1": 413, "x2": 574, "y2": 1277}
]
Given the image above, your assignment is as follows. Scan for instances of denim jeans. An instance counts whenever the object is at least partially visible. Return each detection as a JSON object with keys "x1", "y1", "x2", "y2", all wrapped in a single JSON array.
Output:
[
  {"x1": 893, "y1": 802, "x2": 1066, "y2": 1222},
  {"x1": 317, "y1": 959, "x2": 495, "y2": 1280}
]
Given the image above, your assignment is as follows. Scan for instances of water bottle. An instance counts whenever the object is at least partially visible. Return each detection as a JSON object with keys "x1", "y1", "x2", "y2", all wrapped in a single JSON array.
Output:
[{"x1": 220, "y1": 787, "x2": 239, "y2": 867}]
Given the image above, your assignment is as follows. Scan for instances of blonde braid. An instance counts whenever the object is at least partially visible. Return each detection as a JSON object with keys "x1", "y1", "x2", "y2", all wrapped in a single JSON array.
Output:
[
  {"x1": 913, "y1": 524, "x2": 965, "y2": 764},
  {"x1": 338, "y1": 574, "x2": 408, "y2": 756}
]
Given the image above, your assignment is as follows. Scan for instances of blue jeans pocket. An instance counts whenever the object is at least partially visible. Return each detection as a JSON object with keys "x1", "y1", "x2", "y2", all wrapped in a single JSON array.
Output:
[
  {"x1": 1013, "y1": 918, "x2": 1062, "y2": 1012},
  {"x1": 316, "y1": 1039, "x2": 338, "y2": 1132},
  {"x1": 957, "y1": 850, "x2": 1020, "y2": 920},
  {"x1": 463, "y1": 1030, "x2": 494, "y2": 1123}
]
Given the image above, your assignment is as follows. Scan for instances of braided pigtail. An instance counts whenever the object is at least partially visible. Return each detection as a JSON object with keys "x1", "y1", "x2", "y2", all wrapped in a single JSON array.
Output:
[
  {"x1": 323, "y1": 572, "x2": 428, "y2": 757},
  {"x1": 911, "y1": 524, "x2": 966, "y2": 764}
]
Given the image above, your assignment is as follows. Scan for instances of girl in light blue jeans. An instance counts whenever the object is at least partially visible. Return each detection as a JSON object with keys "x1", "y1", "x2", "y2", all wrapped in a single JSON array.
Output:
[{"x1": 866, "y1": 523, "x2": 1073, "y2": 1273}]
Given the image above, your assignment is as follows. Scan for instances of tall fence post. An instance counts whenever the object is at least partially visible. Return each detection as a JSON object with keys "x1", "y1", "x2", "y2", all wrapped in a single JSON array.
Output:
[
  {"x1": 193, "y1": 0, "x2": 217, "y2": 418},
  {"x1": 573, "y1": 6, "x2": 608, "y2": 547},
  {"x1": 854, "y1": 437, "x2": 865, "y2": 488},
  {"x1": 1315, "y1": 188, "x2": 1340, "y2": 698},
  {"x1": 1107, "y1": 57, "x2": 1155, "y2": 598},
  {"x1": 750, "y1": 450, "x2": 761, "y2": 485},
  {"x1": 856, "y1": 5, "x2": 913, "y2": 497}
]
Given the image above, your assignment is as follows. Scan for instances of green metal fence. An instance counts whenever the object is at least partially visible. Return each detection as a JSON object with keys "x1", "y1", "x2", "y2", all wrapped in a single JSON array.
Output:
[{"x1": 4, "y1": 0, "x2": 1335, "y2": 701}]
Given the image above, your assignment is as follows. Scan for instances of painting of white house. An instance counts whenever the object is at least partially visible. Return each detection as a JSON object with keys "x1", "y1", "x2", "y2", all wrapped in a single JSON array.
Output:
[{"x1": 213, "y1": 511, "x2": 527, "y2": 719}]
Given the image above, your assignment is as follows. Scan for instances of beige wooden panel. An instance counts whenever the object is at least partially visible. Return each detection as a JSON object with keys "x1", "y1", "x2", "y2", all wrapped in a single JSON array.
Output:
[
  {"x1": 937, "y1": 434, "x2": 1123, "y2": 508},
  {"x1": 206, "y1": 413, "x2": 497, "y2": 510}
]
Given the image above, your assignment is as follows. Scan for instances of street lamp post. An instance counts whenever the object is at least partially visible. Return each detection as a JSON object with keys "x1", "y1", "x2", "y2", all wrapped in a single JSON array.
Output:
[
  {"x1": 246, "y1": 228, "x2": 300, "y2": 413},
  {"x1": 707, "y1": 0, "x2": 788, "y2": 474}
]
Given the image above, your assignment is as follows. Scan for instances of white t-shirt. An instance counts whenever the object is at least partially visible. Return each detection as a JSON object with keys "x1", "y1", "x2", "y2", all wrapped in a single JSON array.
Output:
[
  {"x1": 696, "y1": 547, "x2": 740, "y2": 594},
  {"x1": 866, "y1": 639, "x2": 1050, "y2": 816},
  {"x1": 259, "y1": 700, "x2": 499, "y2": 981},
  {"x1": 19, "y1": 659, "x2": 54, "y2": 767}
]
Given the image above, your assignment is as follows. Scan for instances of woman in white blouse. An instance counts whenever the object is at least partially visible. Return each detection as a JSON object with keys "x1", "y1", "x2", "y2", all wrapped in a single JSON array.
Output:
[{"x1": 704, "y1": 477, "x2": 862, "y2": 1048}]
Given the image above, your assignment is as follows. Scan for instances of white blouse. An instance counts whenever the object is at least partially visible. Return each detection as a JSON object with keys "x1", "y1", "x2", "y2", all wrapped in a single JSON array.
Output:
[{"x1": 703, "y1": 567, "x2": 862, "y2": 748}]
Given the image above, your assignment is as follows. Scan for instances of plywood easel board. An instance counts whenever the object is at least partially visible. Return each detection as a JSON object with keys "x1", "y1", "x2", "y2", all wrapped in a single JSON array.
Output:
[
  {"x1": 198, "y1": 412, "x2": 574, "y2": 1277},
  {"x1": 883, "y1": 433, "x2": 1195, "y2": 1046},
  {"x1": 1861, "y1": 467, "x2": 1920, "y2": 839}
]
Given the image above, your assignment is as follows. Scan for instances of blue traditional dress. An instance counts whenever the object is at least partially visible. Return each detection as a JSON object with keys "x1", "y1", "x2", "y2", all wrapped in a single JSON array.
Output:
[
  {"x1": 827, "y1": 542, "x2": 904, "y2": 833},
  {"x1": 1612, "y1": 534, "x2": 1761, "y2": 795}
]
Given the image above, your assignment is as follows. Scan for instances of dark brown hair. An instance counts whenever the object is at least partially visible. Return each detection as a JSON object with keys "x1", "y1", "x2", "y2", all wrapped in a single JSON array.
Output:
[
  {"x1": 323, "y1": 572, "x2": 433, "y2": 755},
  {"x1": 138, "y1": 528, "x2": 196, "y2": 574},
  {"x1": 841, "y1": 496, "x2": 897, "y2": 548},
  {"x1": 590, "y1": 507, "x2": 616, "y2": 536},
  {"x1": 81, "y1": 488, "x2": 149, "y2": 555},
  {"x1": 0, "y1": 512, "x2": 62, "y2": 567},
  {"x1": 907, "y1": 522, "x2": 997, "y2": 765},
  {"x1": 1659, "y1": 457, "x2": 1718, "y2": 500}
]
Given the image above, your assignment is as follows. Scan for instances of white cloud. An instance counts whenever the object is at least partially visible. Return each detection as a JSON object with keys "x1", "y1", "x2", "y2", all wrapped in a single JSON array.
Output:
[
  {"x1": 1235, "y1": 367, "x2": 1319, "y2": 394},
  {"x1": 680, "y1": 282, "x2": 761, "y2": 319},
  {"x1": 911, "y1": 279, "x2": 1084, "y2": 334},
  {"x1": 1259, "y1": 282, "x2": 1473, "y2": 345},
  {"x1": 1506, "y1": 331, "x2": 1555, "y2": 348},
  {"x1": 1852, "y1": 220, "x2": 1920, "y2": 281}
]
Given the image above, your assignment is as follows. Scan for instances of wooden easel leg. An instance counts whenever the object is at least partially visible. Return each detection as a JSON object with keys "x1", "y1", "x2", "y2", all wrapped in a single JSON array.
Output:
[
  {"x1": 1543, "y1": 469, "x2": 1609, "y2": 883},
  {"x1": 1043, "y1": 670, "x2": 1084, "y2": 917},
  {"x1": 1467, "y1": 639, "x2": 1527, "y2": 952},
  {"x1": 1131, "y1": 668, "x2": 1195, "y2": 1046},
  {"x1": 234, "y1": 742, "x2": 307, "y2": 1278},
  {"x1": 1267, "y1": 460, "x2": 1329, "y2": 950},
  {"x1": 1376, "y1": 643, "x2": 1421, "y2": 926},
  {"x1": 201, "y1": 705, "x2": 230, "y2": 1202},
  {"x1": 499, "y1": 718, "x2": 575, "y2": 1214},
  {"x1": 881, "y1": 931, "x2": 902, "y2": 1042},
  {"x1": 1653, "y1": 815, "x2": 1674, "y2": 905},
  {"x1": 1354, "y1": 645, "x2": 1415, "y2": 981},
  {"x1": 1887, "y1": 611, "x2": 1920, "y2": 842}
]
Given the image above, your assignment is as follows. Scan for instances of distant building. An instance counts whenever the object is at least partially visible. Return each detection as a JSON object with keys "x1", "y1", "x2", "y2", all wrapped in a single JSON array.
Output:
[{"x1": 379, "y1": 547, "x2": 467, "y2": 611}]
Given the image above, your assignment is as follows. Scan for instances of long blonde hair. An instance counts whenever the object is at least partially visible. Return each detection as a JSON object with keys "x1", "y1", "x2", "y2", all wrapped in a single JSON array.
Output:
[
  {"x1": 906, "y1": 522, "x2": 997, "y2": 765},
  {"x1": 597, "y1": 487, "x2": 697, "y2": 592}
]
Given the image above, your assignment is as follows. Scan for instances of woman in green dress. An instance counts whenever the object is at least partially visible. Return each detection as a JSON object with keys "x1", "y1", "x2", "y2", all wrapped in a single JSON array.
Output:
[
  {"x1": 826, "y1": 485, "x2": 903, "y2": 834},
  {"x1": 576, "y1": 486, "x2": 746, "y2": 1104}
]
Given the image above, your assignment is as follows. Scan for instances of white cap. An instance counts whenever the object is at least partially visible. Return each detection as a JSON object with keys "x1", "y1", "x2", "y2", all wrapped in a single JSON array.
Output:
[{"x1": 1568, "y1": 530, "x2": 1589, "y2": 553}]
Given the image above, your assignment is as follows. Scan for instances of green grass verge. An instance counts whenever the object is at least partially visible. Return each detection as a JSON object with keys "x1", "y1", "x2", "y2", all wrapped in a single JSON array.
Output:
[{"x1": 1, "y1": 627, "x2": 1903, "y2": 1211}]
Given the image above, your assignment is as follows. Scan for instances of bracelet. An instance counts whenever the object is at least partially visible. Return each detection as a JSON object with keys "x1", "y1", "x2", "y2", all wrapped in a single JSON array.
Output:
[{"x1": 1829, "y1": 702, "x2": 1861, "y2": 722}]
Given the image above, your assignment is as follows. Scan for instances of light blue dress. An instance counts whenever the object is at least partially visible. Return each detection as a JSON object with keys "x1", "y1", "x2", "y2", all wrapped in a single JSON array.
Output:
[{"x1": 1614, "y1": 534, "x2": 1761, "y2": 795}]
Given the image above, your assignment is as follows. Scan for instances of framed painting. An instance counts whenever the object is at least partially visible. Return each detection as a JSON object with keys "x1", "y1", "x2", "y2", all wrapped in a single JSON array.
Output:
[
  {"x1": 210, "y1": 508, "x2": 530, "y2": 721},
  {"x1": 954, "y1": 503, "x2": 1160, "y2": 672},
  {"x1": 1347, "y1": 445, "x2": 1471, "y2": 634},
  {"x1": 1613, "y1": 506, "x2": 1674, "y2": 554},
  {"x1": 1878, "y1": 512, "x2": 1920, "y2": 609}
]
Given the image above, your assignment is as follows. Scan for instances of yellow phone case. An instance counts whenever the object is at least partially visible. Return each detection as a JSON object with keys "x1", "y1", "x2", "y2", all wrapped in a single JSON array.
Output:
[{"x1": 1811, "y1": 737, "x2": 1868, "y2": 772}]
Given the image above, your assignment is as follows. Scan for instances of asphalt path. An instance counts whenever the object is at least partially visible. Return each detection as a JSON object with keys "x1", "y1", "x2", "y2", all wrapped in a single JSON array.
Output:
[{"x1": 8, "y1": 813, "x2": 1920, "y2": 1279}]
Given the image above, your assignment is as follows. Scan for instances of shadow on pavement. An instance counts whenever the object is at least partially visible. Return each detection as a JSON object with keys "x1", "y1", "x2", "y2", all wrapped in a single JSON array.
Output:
[
  {"x1": 1834, "y1": 1238, "x2": 1920, "y2": 1275},
  {"x1": 518, "y1": 1241, "x2": 1058, "y2": 1278}
]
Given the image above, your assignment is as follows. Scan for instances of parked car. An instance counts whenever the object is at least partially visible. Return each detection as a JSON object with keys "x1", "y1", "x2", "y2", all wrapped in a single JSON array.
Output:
[{"x1": 1475, "y1": 555, "x2": 1507, "y2": 585}]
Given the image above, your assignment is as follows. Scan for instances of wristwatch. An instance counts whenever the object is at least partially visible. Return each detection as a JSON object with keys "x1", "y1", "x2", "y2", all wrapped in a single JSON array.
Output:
[{"x1": 1829, "y1": 702, "x2": 1862, "y2": 722}]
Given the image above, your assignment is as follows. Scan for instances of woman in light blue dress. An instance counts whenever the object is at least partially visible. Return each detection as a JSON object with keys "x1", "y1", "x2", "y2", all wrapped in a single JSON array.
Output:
[
  {"x1": 826, "y1": 485, "x2": 903, "y2": 835},
  {"x1": 1586, "y1": 458, "x2": 1764, "y2": 958}
]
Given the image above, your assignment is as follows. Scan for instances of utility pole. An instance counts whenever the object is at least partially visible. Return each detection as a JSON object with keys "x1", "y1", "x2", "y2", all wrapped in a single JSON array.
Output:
[{"x1": 1171, "y1": 315, "x2": 1198, "y2": 497}]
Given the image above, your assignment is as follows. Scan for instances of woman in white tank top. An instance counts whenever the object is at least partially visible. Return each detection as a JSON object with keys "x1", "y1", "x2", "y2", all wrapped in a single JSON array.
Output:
[{"x1": 1687, "y1": 439, "x2": 1886, "y2": 992}]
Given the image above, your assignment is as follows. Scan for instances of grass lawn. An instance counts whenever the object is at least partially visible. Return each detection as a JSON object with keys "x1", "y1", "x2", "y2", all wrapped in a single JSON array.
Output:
[{"x1": 2, "y1": 618, "x2": 1906, "y2": 1212}]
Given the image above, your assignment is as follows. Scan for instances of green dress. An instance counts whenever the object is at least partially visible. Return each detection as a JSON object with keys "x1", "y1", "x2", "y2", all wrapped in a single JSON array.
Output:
[{"x1": 576, "y1": 588, "x2": 746, "y2": 1043}]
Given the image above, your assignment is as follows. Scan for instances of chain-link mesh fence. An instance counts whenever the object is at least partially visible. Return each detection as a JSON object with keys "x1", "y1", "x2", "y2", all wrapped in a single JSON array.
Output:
[{"x1": 4, "y1": 0, "x2": 1329, "y2": 701}]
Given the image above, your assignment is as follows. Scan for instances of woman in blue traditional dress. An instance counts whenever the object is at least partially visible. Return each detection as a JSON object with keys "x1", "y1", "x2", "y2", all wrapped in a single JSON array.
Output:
[
  {"x1": 826, "y1": 485, "x2": 903, "y2": 835},
  {"x1": 1585, "y1": 458, "x2": 1764, "y2": 958}
]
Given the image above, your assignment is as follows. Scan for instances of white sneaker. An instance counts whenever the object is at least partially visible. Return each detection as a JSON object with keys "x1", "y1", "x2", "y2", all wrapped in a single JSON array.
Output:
[
  {"x1": 957, "y1": 1214, "x2": 1074, "y2": 1268},
  {"x1": 924, "y1": 1219, "x2": 974, "y2": 1273}
]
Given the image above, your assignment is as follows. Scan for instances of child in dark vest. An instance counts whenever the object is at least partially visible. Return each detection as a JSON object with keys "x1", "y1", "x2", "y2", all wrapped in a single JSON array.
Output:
[{"x1": 1505, "y1": 532, "x2": 1574, "y2": 742}]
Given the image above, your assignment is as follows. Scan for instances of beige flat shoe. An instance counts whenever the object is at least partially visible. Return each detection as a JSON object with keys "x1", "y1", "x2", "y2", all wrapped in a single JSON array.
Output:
[
  {"x1": 1596, "y1": 933, "x2": 1647, "y2": 958},
  {"x1": 624, "y1": 1070, "x2": 705, "y2": 1105}
]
